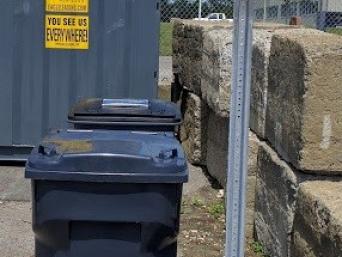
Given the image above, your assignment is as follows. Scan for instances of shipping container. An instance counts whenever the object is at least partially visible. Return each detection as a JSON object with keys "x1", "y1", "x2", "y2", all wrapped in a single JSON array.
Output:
[{"x1": 0, "y1": 0, "x2": 160, "y2": 160}]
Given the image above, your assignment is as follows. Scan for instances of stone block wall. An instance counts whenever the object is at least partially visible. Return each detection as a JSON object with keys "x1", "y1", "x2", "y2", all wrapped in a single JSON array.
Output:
[
  {"x1": 172, "y1": 19, "x2": 342, "y2": 256},
  {"x1": 255, "y1": 28, "x2": 342, "y2": 257}
]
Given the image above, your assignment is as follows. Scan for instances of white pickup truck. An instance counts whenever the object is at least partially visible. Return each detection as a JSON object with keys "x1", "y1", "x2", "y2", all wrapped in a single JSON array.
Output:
[{"x1": 194, "y1": 13, "x2": 233, "y2": 21}]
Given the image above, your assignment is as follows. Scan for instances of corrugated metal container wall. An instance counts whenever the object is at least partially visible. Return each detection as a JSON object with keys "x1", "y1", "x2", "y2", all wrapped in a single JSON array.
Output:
[{"x1": 0, "y1": 0, "x2": 160, "y2": 159}]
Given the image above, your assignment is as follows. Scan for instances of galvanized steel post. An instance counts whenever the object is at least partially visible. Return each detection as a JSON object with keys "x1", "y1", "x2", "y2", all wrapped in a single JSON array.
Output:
[
  {"x1": 198, "y1": 0, "x2": 202, "y2": 19},
  {"x1": 225, "y1": 0, "x2": 254, "y2": 257}
]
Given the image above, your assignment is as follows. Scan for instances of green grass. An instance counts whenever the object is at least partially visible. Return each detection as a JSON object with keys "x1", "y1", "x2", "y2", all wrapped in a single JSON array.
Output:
[
  {"x1": 160, "y1": 22, "x2": 173, "y2": 56},
  {"x1": 327, "y1": 28, "x2": 342, "y2": 36}
]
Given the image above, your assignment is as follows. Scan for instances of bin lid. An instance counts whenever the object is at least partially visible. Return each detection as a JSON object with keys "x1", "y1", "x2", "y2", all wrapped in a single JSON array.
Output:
[
  {"x1": 68, "y1": 98, "x2": 181, "y2": 127},
  {"x1": 25, "y1": 130, "x2": 188, "y2": 183}
]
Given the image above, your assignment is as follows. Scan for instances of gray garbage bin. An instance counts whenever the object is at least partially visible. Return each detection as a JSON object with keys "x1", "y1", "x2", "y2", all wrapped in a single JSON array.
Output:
[
  {"x1": 68, "y1": 98, "x2": 182, "y2": 131},
  {"x1": 25, "y1": 129, "x2": 188, "y2": 257}
]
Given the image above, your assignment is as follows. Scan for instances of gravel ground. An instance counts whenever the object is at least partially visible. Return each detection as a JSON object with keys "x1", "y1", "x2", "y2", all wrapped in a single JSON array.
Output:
[
  {"x1": 180, "y1": 185, "x2": 259, "y2": 257},
  {"x1": 0, "y1": 164, "x2": 259, "y2": 257},
  {"x1": 0, "y1": 201, "x2": 34, "y2": 257}
]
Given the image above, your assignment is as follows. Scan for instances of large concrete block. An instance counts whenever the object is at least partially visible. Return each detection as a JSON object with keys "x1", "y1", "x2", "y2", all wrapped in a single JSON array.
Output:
[
  {"x1": 206, "y1": 109, "x2": 260, "y2": 239},
  {"x1": 255, "y1": 142, "x2": 302, "y2": 257},
  {"x1": 292, "y1": 181, "x2": 342, "y2": 257},
  {"x1": 201, "y1": 25, "x2": 296, "y2": 119},
  {"x1": 250, "y1": 30, "x2": 273, "y2": 139},
  {"x1": 206, "y1": 109, "x2": 229, "y2": 185},
  {"x1": 201, "y1": 28, "x2": 233, "y2": 117},
  {"x1": 172, "y1": 19, "x2": 231, "y2": 96},
  {"x1": 266, "y1": 29, "x2": 342, "y2": 174},
  {"x1": 172, "y1": 20, "x2": 185, "y2": 76},
  {"x1": 179, "y1": 91, "x2": 208, "y2": 165}
]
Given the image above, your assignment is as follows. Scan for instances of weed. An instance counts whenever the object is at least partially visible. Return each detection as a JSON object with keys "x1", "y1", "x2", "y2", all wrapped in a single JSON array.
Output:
[
  {"x1": 192, "y1": 198, "x2": 204, "y2": 208},
  {"x1": 208, "y1": 201, "x2": 225, "y2": 218},
  {"x1": 252, "y1": 241, "x2": 269, "y2": 257}
]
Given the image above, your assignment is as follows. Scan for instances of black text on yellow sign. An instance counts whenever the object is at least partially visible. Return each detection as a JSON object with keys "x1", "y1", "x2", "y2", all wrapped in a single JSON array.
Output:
[
  {"x1": 45, "y1": 15, "x2": 89, "y2": 50},
  {"x1": 46, "y1": 0, "x2": 89, "y2": 13}
]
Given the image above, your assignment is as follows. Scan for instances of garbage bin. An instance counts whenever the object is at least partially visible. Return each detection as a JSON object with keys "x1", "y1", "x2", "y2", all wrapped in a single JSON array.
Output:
[
  {"x1": 68, "y1": 98, "x2": 182, "y2": 131},
  {"x1": 25, "y1": 129, "x2": 188, "y2": 257}
]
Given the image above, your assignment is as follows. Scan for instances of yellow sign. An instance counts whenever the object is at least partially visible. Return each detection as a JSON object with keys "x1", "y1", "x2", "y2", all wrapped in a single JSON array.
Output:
[
  {"x1": 45, "y1": 15, "x2": 89, "y2": 50},
  {"x1": 46, "y1": 0, "x2": 89, "y2": 13}
]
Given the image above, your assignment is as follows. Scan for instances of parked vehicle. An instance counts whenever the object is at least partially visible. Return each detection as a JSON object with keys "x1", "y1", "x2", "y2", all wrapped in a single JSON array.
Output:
[{"x1": 194, "y1": 13, "x2": 232, "y2": 21}]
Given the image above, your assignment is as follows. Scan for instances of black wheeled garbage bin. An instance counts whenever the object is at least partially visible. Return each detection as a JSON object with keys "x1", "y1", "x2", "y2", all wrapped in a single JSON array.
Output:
[
  {"x1": 25, "y1": 129, "x2": 188, "y2": 257},
  {"x1": 68, "y1": 98, "x2": 182, "y2": 131}
]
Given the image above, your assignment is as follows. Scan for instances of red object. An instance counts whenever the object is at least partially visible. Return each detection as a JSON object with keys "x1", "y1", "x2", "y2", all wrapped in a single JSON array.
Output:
[{"x1": 290, "y1": 16, "x2": 302, "y2": 26}]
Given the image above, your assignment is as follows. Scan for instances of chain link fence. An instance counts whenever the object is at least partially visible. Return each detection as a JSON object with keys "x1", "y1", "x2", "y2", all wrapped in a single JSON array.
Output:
[
  {"x1": 254, "y1": 0, "x2": 342, "y2": 31},
  {"x1": 159, "y1": 0, "x2": 234, "y2": 83},
  {"x1": 160, "y1": 0, "x2": 342, "y2": 30}
]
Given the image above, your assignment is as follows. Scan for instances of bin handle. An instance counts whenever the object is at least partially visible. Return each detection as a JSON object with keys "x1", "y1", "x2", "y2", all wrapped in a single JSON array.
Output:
[
  {"x1": 61, "y1": 153, "x2": 153, "y2": 161},
  {"x1": 102, "y1": 99, "x2": 149, "y2": 109},
  {"x1": 38, "y1": 144, "x2": 57, "y2": 156},
  {"x1": 158, "y1": 149, "x2": 178, "y2": 160}
]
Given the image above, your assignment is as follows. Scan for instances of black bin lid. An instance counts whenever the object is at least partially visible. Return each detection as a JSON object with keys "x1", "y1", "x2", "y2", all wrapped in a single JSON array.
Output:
[
  {"x1": 25, "y1": 129, "x2": 188, "y2": 184},
  {"x1": 68, "y1": 98, "x2": 181, "y2": 127}
]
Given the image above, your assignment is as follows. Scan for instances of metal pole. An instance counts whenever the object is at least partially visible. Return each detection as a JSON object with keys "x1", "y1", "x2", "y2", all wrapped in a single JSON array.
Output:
[
  {"x1": 263, "y1": 0, "x2": 267, "y2": 21},
  {"x1": 225, "y1": 0, "x2": 254, "y2": 257},
  {"x1": 198, "y1": 0, "x2": 202, "y2": 19}
]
